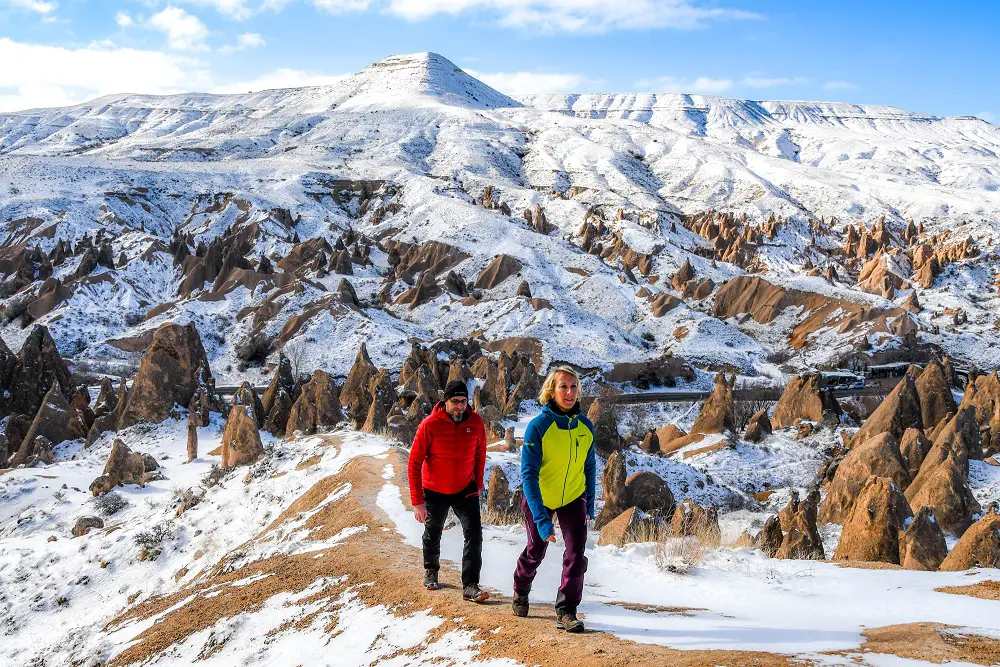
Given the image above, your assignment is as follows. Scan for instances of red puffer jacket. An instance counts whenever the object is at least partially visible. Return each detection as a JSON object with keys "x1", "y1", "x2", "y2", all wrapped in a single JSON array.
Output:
[{"x1": 407, "y1": 402, "x2": 487, "y2": 506}]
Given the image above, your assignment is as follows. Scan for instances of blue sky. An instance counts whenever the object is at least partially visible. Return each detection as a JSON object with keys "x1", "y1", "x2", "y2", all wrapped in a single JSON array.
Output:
[{"x1": 0, "y1": 0, "x2": 997, "y2": 120}]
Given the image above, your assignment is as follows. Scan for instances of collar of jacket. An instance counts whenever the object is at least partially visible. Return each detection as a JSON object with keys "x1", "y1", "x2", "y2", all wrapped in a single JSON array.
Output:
[
  {"x1": 431, "y1": 401, "x2": 473, "y2": 424},
  {"x1": 540, "y1": 401, "x2": 581, "y2": 428}
]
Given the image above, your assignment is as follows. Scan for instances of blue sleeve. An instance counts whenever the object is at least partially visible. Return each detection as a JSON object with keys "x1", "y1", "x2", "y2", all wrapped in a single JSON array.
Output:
[
  {"x1": 584, "y1": 439, "x2": 597, "y2": 519},
  {"x1": 521, "y1": 420, "x2": 554, "y2": 540}
]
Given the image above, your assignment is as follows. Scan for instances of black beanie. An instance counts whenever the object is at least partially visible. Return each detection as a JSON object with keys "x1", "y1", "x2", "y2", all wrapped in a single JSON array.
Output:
[{"x1": 443, "y1": 380, "x2": 468, "y2": 401}]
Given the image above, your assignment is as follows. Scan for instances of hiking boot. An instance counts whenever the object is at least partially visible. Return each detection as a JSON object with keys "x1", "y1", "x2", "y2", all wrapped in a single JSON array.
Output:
[
  {"x1": 556, "y1": 612, "x2": 585, "y2": 633},
  {"x1": 424, "y1": 569, "x2": 439, "y2": 591},
  {"x1": 462, "y1": 584, "x2": 489, "y2": 603},
  {"x1": 512, "y1": 591, "x2": 529, "y2": 617}
]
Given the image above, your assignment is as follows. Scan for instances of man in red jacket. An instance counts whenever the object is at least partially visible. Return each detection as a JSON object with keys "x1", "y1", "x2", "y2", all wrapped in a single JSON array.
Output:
[{"x1": 408, "y1": 380, "x2": 488, "y2": 602}]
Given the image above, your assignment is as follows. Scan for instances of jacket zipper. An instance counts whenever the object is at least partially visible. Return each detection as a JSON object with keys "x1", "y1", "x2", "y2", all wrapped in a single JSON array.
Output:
[{"x1": 560, "y1": 418, "x2": 574, "y2": 507}]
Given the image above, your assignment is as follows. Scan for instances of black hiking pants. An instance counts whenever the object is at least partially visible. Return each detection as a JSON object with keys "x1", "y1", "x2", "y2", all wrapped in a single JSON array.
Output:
[{"x1": 422, "y1": 485, "x2": 483, "y2": 587}]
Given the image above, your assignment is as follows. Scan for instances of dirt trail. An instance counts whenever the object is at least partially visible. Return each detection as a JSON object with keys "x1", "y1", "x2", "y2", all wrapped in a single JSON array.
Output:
[{"x1": 105, "y1": 443, "x2": 1000, "y2": 666}]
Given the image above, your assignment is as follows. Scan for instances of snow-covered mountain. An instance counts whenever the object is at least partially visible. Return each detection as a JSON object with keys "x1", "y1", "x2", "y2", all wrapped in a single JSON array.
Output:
[{"x1": 1, "y1": 51, "x2": 998, "y2": 383}]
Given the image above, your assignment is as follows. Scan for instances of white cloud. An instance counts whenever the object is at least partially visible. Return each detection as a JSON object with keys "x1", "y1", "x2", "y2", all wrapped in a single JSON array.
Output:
[
  {"x1": 219, "y1": 32, "x2": 266, "y2": 53},
  {"x1": 306, "y1": 0, "x2": 758, "y2": 31},
  {"x1": 1, "y1": 0, "x2": 56, "y2": 15},
  {"x1": 823, "y1": 81, "x2": 858, "y2": 90},
  {"x1": 177, "y1": 0, "x2": 254, "y2": 21},
  {"x1": 635, "y1": 75, "x2": 733, "y2": 94},
  {"x1": 741, "y1": 74, "x2": 808, "y2": 88},
  {"x1": 212, "y1": 67, "x2": 348, "y2": 93},
  {"x1": 149, "y1": 6, "x2": 211, "y2": 51},
  {"x1": 115, "y1": 11, "x2": 133, "y2": 27},
  {"x1": 465, "y1": 69, "x2": 589, "y2": 95},
  {"x1": 0, "y1": 37, "x2": 211, "y2": 112}
]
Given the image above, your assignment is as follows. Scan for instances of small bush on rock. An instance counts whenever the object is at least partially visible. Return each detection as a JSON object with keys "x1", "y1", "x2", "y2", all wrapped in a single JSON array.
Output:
[{"x1": 95, "y1": 492, "x2": 128, "y2": 516}]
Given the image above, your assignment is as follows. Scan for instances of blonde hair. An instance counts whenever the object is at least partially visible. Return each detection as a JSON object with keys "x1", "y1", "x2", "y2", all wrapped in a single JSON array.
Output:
[{"x1": 538, "y1": 365, "x2": 581, "y2": 406}]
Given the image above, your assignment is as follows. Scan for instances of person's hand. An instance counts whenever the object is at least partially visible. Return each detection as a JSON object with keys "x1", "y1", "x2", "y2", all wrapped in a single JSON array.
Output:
[
  {"x1": 587, "y1": 514, "x2": 594, "y2": 522},
  {"x1": 413, "y1": 504, "x2": 428, "y2": 524},
  {"x1": 546, "y1": 535, "x2": 556, "y2": 543}
]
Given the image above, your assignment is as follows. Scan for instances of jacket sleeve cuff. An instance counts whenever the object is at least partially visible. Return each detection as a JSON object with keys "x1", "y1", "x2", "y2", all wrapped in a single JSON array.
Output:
[{"x1": 538, "y1": 518, "x2": 555, "y2": 540}]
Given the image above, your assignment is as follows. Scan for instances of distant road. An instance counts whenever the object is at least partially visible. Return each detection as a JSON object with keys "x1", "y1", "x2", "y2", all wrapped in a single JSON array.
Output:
[{"x1": 589, "y1": 386, "x2": 885, "y2": 406}]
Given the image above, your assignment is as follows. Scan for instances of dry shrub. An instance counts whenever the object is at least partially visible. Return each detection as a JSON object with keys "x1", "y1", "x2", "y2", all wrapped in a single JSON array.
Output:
[
  {"x1": 655, "y1": 536, "x2": 708, "y2": 574},
  {"x1": 482, "y1": 503, "x2": 521, "y2": 527}
]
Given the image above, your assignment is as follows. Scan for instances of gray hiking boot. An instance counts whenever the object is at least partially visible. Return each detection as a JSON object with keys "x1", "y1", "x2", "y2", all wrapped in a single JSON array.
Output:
[
  {"x1": 512, "y1": 591, "x2": 529, "y2": 617},
  {"x1": 556, "y1": 611, "x2": 585, "y2": 633},
  {"x1": 424, "y1": 569, "x2": 440, "y2": 591},
  {"x1": 462, "y1": 583, "x2": 489, "y2": 603}
]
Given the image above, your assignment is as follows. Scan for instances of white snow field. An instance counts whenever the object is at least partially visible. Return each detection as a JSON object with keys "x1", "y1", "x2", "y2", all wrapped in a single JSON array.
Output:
[{"x1": 1, "y1": 52, "x2": 999, "y2": 382}]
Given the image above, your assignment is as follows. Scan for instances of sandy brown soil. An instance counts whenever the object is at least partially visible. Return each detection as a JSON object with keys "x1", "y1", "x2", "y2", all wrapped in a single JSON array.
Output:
[
  {"x1": 936, "y1": 580, "x2": 1000, "y2": 601},
  {"x1": 841, "y1": 623, "x2": 1000, "y2": 665},
  {"x1": 102, "y1": 439, "x2": 1000, "y2": 667}
]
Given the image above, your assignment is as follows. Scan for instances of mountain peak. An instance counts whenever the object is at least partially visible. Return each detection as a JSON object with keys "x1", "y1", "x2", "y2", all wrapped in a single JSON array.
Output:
[{"x1": 333, "y1": 52, "x2": 519, "y2": 110}]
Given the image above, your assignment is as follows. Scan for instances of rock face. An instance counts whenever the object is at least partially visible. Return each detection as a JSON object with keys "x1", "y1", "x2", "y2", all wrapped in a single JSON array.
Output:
[
  {"x1": 8, "y1": 325, "x2": 73, "y2": 418},
  {"x1": 340, "y1": 344, "x2": 377, "y2": 411},
  {"x1": 221, "y1": 404, "x2": 264, "y2": 467},
  {"x1": 587, "y1": 398, "x2": 621, "y2": 457},
  {"x1": 598, "y1": 507, "x2": 657, "y2": 547},
  {"x1": 656, "y1": 424, "x2": 687, "y2": 453},
  {"x1": 89, "y1": 439, "x2": 146, "y2": 496},
  {"x1": 776, "y1": 488, "x2": 824, "y2": 560},
  {"x1": 690, "y1": 373, "x2": 735, "y2": 434},
  {"x1": 819, "y1": 433, "x2": 911, "y2": 524},
  {"x1": 263, "y1": 388, "x2": 293, "y2": 437},
  {"x1": 833, "y1": 476, "x2": 912, "y2": 564},
  {"x1": 261, "y1": 354, "x2": 295, "y2": 416},
  {"x1": 899, "y1": 428, "x2": 932, "y2": 479},
  {"x1": 753, "y1": 516, "x2": 783, "y2": 557},
  {"x1": 286, "y1": 370, "x2": 343, "y2": 437},
  {"x1": 486, "y1": 466, "x2": 519, "y2": 518},
  {"x1": 361, "y1": 369, "x2": 397, "y2": 434},
  {"x1": 915, "y1": 360, "x2": 957, "y2": 431},
  {"x1": 231, "y1": 381, "x2": 265, "y2": 427},
  {"x1": 939, "y1": 508, "x2": 1000, "y2": 571},
  {"x1": 850, "y1": 373, "x2": 922, "y2": 447},
  {"x1": 594, "y1": 450, "x2": 627, "y2": 529},
  {"x1": 744, "y1": 409, "x2": 772, "y2": 443},
  {"x1": 771, "y1": 374, "x2": 840, "y2": 429},
  {"x1": 475, "y1": 254, "x2": 522, "y2": 289},
  {"x1": 624, "y1": 471, "x2": 675, "y2": 517},
  {"x1": 9, "y1": 383, "x2": 87, "y2": 466},
  {"x1": 905, "y1": 407, "x2": 981, "y2": 535},
  {"x1": 117, "y1": 322, "x2": 219, "y2": 429},
  {"x1": 899, "y1": 506, "x2": 948, "y2": 571}
]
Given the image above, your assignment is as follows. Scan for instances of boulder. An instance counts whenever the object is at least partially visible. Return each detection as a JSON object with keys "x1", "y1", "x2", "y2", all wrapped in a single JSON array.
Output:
[
  {"x1": 594, "y1": 450, "x2": 627, "y2": 529},
  {"x1": 231, "y1": 381, "x2": 265, "y2": 427},
  {"x1": 598, "y1": 507, "x2": 657, "y2": 547},
  {"x1": 9, "y1": 325, "x2": 73, "y2": 418},
  {"x1": 668, "y1": 501, "x2": 720, "y2": 546},
  {"x1": 939, "y1": 509, "x2": 1000, "y2": 571},
  {"x1": 587, "y1": 398, "x2": 621, "y2": 457},
  {"x1": 639, "y1": 429, "x2": 659, "y2": 454},
  {"x1": 475, "y1": 254, "x2": 522, "y2": 290},
  {"x1": 909, "y1": 406, "x2": 978, "y2": 489},
  {"x1": 221, "y1": 404, "x2": 264, "y2": 467},
  {"x1": 117, "y1": 322, "x2": 219, "y2": 429},
  {"x1": 778, "y1": 490, "x2": 800, "y2": 533},
  {"x1": 833, "y1": 476, "x2": 912, "y2": 564},
  {"x1": 8, "y1": 383, "x2": 88, "y2": 467},
  {"x1": 625, "y1": 471, "x2": 675, "y2": 517},
  {"x1": 286, "y1": 370, "x2": 344, "y2": 437},
  {"x1": 900, "y1": 506, "x2": 948, "y2": 571},
  {"x1": 263, "y1": 387, "x2": 293, "y2": 437},
  {"x1": 89, "y1": 439, "x2": 146, "y2": 496},
  {"x1": 92, "y1": 377, "x2": 118, "y2": 418},
  {"x1": 905, "y1": 455, "x2": 981, "y2": 536},
  {"x1": 486, "y1": 466, "x2": 514, "y2": 516},
  {"x1": 753, "y1": 516, "x2": 783, "y2": 557},
  {"x1": 771, "y1": 374, "x2": 841, "y2": 429},
  {"x1": 850, "y1": 373, "x2": 922, "y2": 447},
  {"x1": 656, "y1": 424, "x2": 687, "y2": 454},
  {"x1": 916, "y1": 361, "x2": 958, "y2": 431},
  {"x1": 819, "y1": 433, "x2": 911, "y2": 524},
  {"x1": 899, "y1": 428, "x2": 933, "y2": 479},
  {"x1": 72, "y1": 516, "x2": 104, "y2": 537},
  {"x1": 690, "y1": 373, "x2": 736, "y2": 435},
  {"x1": 361, "y1": 369, "x2": 397, "y2": 434},
  {"x1": 744, "y1": 409, "x2": 772, "y2": 443}
]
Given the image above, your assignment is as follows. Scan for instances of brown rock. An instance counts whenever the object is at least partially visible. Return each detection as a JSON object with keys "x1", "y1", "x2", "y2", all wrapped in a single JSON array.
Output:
[
  {"x1": 72, "y1": 516, "x2": 104, "y2": 537},
  {"x1": 906, "y1": 456, "x2": 981, "y2": 536},
  {"x1": 744, "y1": 409, "x2": 772, "y2": 443},
  {"x1": 772, "y1": 374, "x2": 841, "y2": 429},
  {"x1": 916, "y1": 361, "x2": 958, "y2": 431},
  {"x1": 587, "y1": 398, "x2": 622, "y2": 457},
  {"x1": 625, "y1": 471, "x2": 675, "y2": 517},
  {"x1": 778, "y1": 491, "x2": 800, "y2": 533},
  {"x1": 899, "y1": 506, "x2": 948, "y2": 571},
  {"x1": 594, "y1": 450, "x2": 627, "y2": 529},
  {"x1": 231, "y1": 381, "x2": 264, "y2": 427},
  {"x1": 668, "y1": 501, "x2": 720, "y2": 546},
  {"x1": 899, "y1": 428, "x2": 932, "y2": 479},
  {"x1": 361, "y1": 369, "x2": 397, "y2": 434},
  {"x1": 9, "y1": 325, "x2": 73, "y2": 418},
  {"x1": 833, "y1": 475, "x2": 912, "y2": 564},
  {"x1": 475, "y1": 255, "x2": 522, "y2": 290},
  {"x1": 598, "y1": 507, "x2": 657, "y2": 547},
  {"x1": 656, "y1": 424, "x2": 687, "y2": 454},
  {"x1": 186, "y1": 410, "x2": 198, "y2": 462},
  {"x1": 92, "y1": 377, "x2": 118, "y2": 419},
  {"x1": 340, "y1": 344, "x2": 377, "y2": 409},
  {"x1": 690, "y1": 373, "x2": 735, "y2": 434},
  {"x1": 486, "y1": 466, "x2": 513, "y2": 515},
  {"x1": 263, "y1": 387, "x2": 293, "y2": 437},
  {"x1": 939, "y1": 508, "x2": 1000, "y2": 570},
  {"x1": 639, "y1": 429, "x2": 659, "y2": 454},
  {"x1": 286, "y1": 370, "x2": 344, "y2": 437},
  {"x1": 850, "y1": 373, "x2": 922, "y2": 447},
  {"x1": 117, "y1": 322, "x2": 219, "y2": 429},
  {"x1": 9, "y1": 383, "x2": 88, "y2": 467},
  {"x1": 670, "y1": 259, "x2": 695, "y2": 291},
  {"x1": 753, "y1": 516, "x2": 783, "y2": 557},
  {"x1": 89, "y1": 439, "x2": 146, "y2": 496},
  {"x1": 221, "y1": 404, "x2": 263, "y2": 467},
  {"x1": 820, "y1": 433, "x2": 911, "y2": 524},
  {"x1": 261, "y1": 354, "x2": 295, "y2": 416},
  {"x1": 776, "y1": 488, "x2": 824, "y2": 559}
]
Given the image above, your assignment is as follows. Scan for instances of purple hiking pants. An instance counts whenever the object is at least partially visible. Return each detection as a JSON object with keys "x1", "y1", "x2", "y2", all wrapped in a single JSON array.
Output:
[{"x1": 512, "y1": 494, "x2": 588, "y2": 615}]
